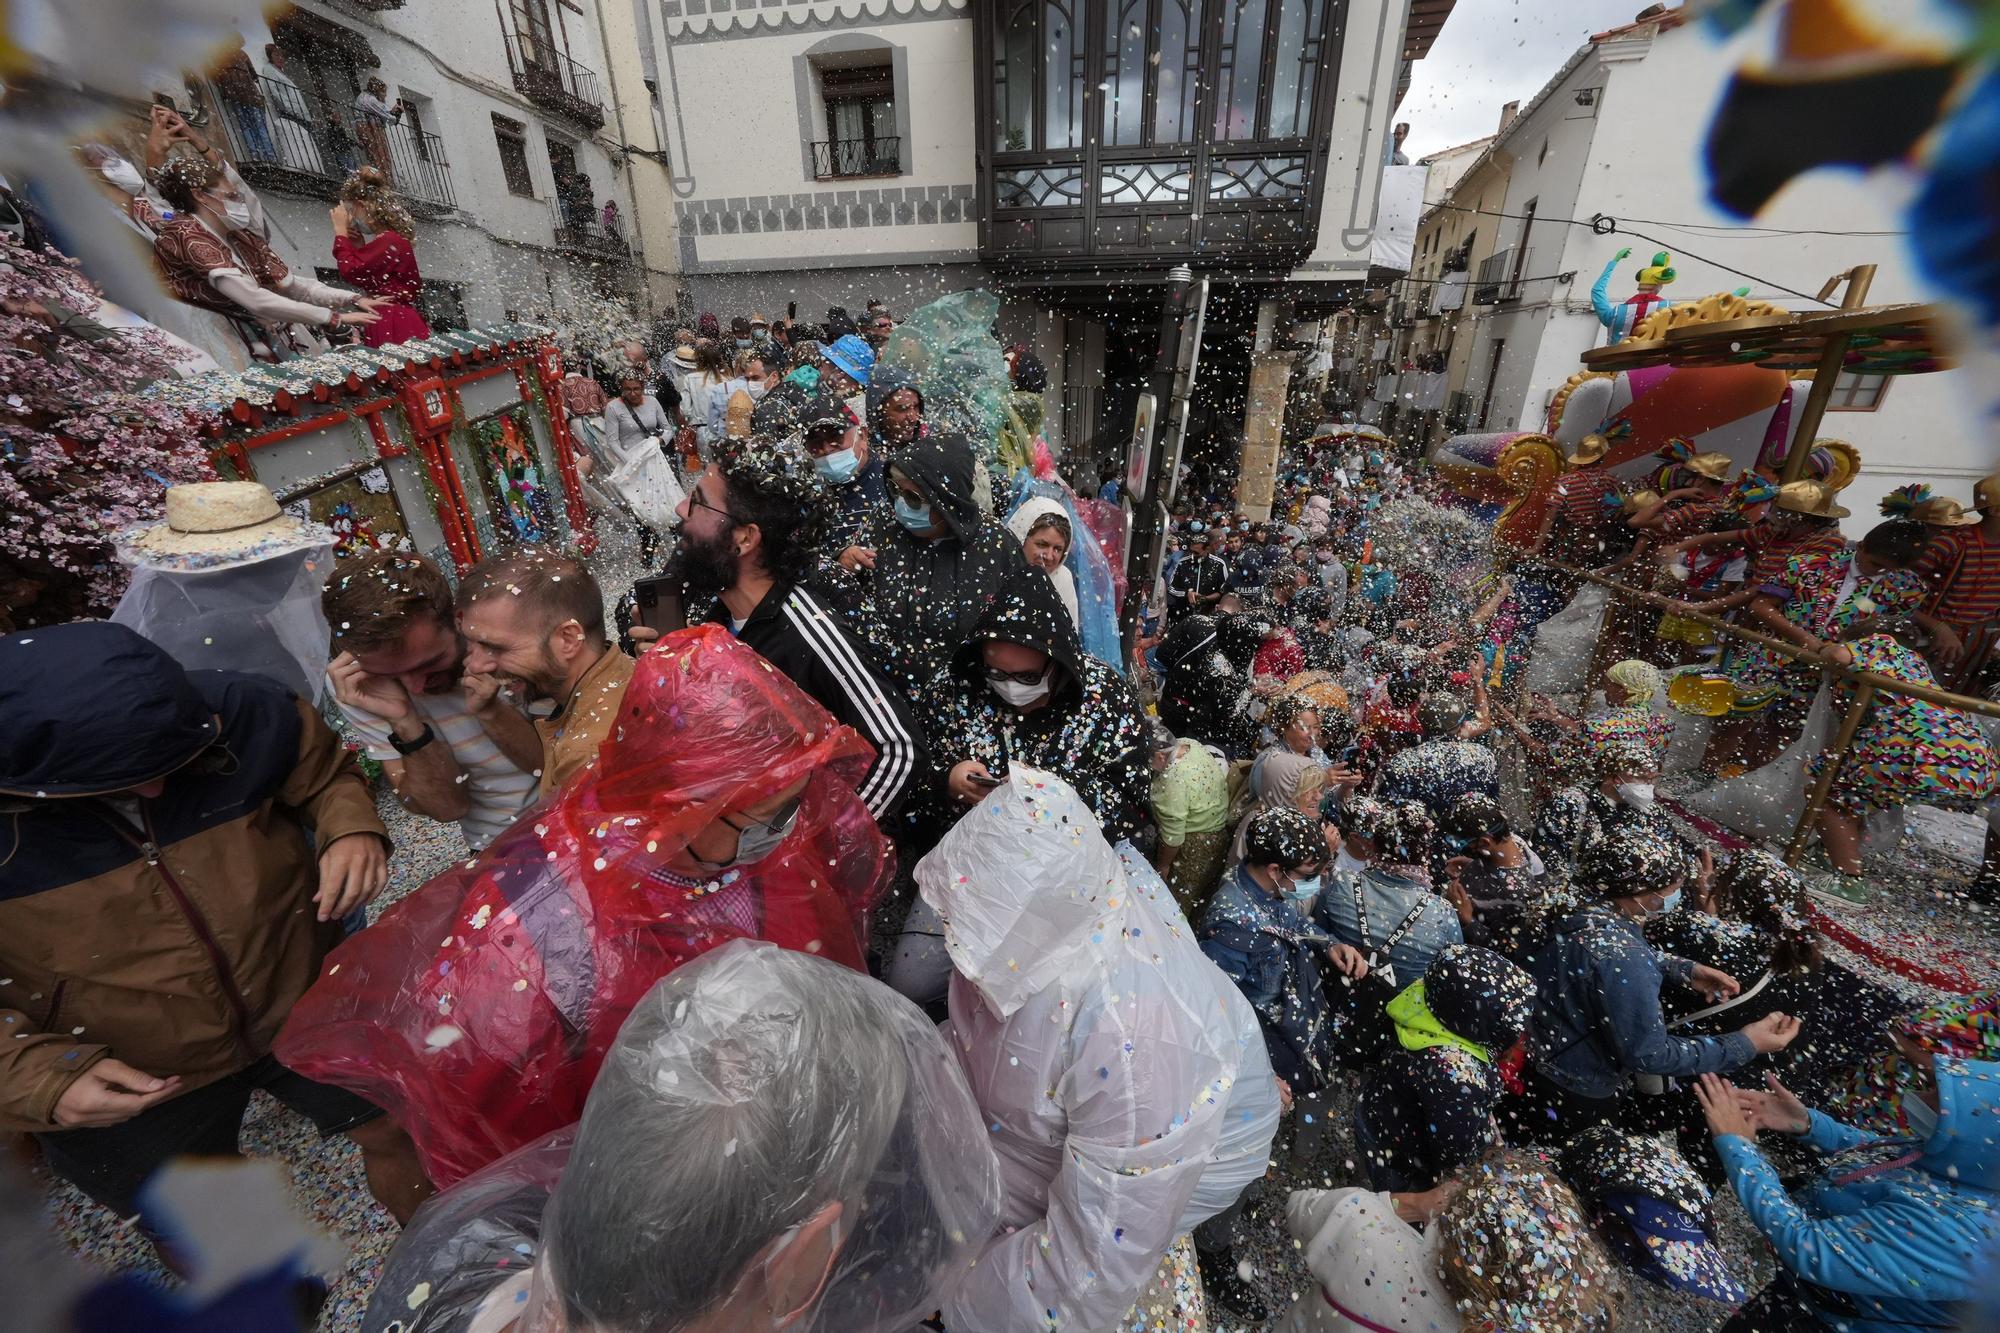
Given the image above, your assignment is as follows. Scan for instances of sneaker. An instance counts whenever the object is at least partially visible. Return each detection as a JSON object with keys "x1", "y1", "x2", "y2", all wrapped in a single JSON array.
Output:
[
  {"x1": 1807, "y1": 872, "x2": 1871, "y2": 907},
  {"x1": 1195, "y1": 1246, "x2": 1272, "y2": 1324}
]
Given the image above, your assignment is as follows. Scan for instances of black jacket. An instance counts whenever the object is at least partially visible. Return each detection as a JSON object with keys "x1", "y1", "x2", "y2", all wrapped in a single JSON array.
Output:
[
  {"x1": 843, "y1": 434, "x2": 1022, "y2": 696},
  {"x1": 704, "y1": 580, "x2": 927, "y2": 821},
  {"x1": 918, "y1": 566, "x2": 1150, "y2": 841}
]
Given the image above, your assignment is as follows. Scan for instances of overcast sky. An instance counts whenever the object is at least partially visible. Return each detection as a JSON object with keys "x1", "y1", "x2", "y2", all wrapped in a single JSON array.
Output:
[{"x1": 1397, "y1": 0, "x2": 1655, "y2": 160}]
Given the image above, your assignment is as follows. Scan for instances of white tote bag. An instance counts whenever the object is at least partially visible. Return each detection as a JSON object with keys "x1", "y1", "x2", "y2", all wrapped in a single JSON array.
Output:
[{"x1": 607, "y1": 436, "x2": 687, "y2": 531}]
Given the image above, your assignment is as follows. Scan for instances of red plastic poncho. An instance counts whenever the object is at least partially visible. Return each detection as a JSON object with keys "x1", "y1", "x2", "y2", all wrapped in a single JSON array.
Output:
[{"x1": 276, "y1": 625, "x2": 894, "y2": 1185}]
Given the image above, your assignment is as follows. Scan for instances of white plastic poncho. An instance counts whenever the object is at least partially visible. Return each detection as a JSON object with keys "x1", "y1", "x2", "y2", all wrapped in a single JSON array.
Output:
[{"x1": 918, "y1": 767, "x2": 1281, "y2": 1333}]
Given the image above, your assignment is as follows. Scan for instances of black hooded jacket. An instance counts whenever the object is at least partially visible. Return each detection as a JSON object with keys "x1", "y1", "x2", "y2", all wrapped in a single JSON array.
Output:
[
  {"x1": 916, "y1": 566, "x2": 1150, "y2": 841},
  {"x1": 842, "y1": 434, "x2": 1022, "y2": 696},
  {"x1": 1156, "y1": 615, "x2": 1258, "y2": 757}
]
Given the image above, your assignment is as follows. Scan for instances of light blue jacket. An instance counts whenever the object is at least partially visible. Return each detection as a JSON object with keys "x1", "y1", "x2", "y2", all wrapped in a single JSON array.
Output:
[{"x1": 1713, "y1": 1057, "x2": 2000, "y2": 1332}]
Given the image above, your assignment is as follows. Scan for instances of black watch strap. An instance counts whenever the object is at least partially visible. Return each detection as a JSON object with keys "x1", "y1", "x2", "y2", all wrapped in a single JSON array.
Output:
[{"x1": 389, "y1": 722, "x2": 436, "y2": 756}]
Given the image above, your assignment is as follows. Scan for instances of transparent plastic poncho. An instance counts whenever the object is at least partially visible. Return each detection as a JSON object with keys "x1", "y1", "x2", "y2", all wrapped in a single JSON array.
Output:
[
  {"x1": 110, "y1": 543, "x2": 336, "y2": 703},
  {"x1": 362, "y1": 942, "x2": 1003, "y2": 1333},
  {"x1": 276, "y1": 626, "x2": 896, "y2": 1186},
  {"x1": 1004, "y1": 478, "x2": 1125, "y2": 671},
  {"x1": 873, "y1": 290, "x2": 1015, "y2": 463},
  {"x1": 917, "y1": 767, "x2": 1281, "y2": 1332}
]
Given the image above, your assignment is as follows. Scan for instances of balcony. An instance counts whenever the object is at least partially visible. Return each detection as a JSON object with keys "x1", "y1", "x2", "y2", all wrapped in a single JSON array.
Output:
[
  {"x1": 549, "y1": 197, "x2": 629, "y2": 258},
  {"x1": 812, "y1": 136, "x2": 902, "y2": 181},
  {"x1": 1472, "y1": 248, "x2": 1529, "y2": 304},
  {"x1": 504, "y1": 35, "x2": 605, "y2": 130},
  {"x1": 209, "y1": 74, "x2": 456, "y2": 213}
]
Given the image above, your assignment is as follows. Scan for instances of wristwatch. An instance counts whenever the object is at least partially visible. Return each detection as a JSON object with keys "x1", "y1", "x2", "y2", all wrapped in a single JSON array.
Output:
[{"x1": 389, "y1": 723, "x2": 437, "y2": 756}]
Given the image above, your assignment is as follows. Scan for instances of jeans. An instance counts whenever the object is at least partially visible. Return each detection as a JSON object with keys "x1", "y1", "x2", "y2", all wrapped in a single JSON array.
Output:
[{"x1": 228, "y1": 101, "x2": 275, "y2": 160}]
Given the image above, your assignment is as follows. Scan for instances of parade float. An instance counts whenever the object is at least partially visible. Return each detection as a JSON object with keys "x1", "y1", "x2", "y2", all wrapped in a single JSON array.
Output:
[{"x1": 150, "y1": 325, "x2": 593, "y2": 576}]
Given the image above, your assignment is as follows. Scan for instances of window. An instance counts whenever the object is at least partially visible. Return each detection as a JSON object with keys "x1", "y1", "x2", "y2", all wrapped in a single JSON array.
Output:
[
  {"x1": 1510, "y1": 198, "x2": 1535, "y2": 288},
  {"x1": 996, "y1": 1, "x2": 1083, "y2": 152},
  {"x1": 1537, "y1": 138, "x2": 1548, "y2": 167},
  {"x1": 815, "y1": 62, "x2": 899, "y2": 177},
  {"x1": 1827, "y1": 370, "x2": 1890, "y2": 411},
  {"x1": 420, "y1": 280, "x2": 468, "y2": 333},
  {"x1": 493, "y1": 114, "x2": 533, "y2": 196}
]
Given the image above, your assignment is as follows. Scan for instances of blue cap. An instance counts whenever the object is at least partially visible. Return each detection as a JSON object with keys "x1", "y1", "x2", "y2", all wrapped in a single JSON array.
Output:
[
  {"x1": 823, "y1": 334, "x2": 876, "y2": 386},
  {"x1": 1599, "y1": 1191, "x2": 1744, "y2": 1304}
]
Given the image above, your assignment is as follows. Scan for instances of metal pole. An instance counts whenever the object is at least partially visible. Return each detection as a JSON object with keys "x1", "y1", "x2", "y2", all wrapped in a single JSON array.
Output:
[
  {"x1": 1784, "y1": 680, "x2": 1876, "y2": 865},
  {"x1": 1121, "y1": 264, "x2": 1195, "y2": 662},
  {"x1": 1780, "y1": 264, "x2": 1876, "y2": 483}
]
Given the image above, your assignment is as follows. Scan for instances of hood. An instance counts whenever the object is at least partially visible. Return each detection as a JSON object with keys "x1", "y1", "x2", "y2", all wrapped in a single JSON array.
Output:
[
  {"x1": 1004, "y1": 495, "x2": 1071, "y2": 548},
  {"x1": 891, "y1": 434, "x2": 982, "y2": 541},
  {"x1": 0, "y1": 621, "x2": 221, "y2": 797},
  {"x1": 914, "y1": 766, "x2": 1131, "y2": 1019},
  {"x1": 950, "y1": 566, "x2": 1085, "y2": 695},
  {"x1": 588, "y1": 625, "x2": 873, "y2": 832},
  {"x1": 1384, "y1": 982, "x2": 1492, "y2": 1063},
  {"x1": 1920, "y1": 1056, "x2": 2000, "y2": 1191},
  {"x1": 1419, "y1": 944, "x2": 1537, "y2": 1052},
  {"x1": 866, "y1": 364, "x2": 924, "y2": 421},
  {"x1": 1161, "y1": 615, "x2": 1219, "y2": 672}
]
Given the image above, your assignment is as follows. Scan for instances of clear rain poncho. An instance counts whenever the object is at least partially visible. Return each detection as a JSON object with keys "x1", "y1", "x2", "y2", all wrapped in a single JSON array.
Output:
[
  {"x1": 361, "y1": 941, "x2": 1004, "y2": 1333},
  {"x1": 1005, "y1": 477, "x2": 1124, "y2": 671},
  {"x1": 110, "y1": 540, "x2": 336, "y2": 703},
  {"x1": 917, "y1": 768, "x2": 1281, "y2": 1332}
]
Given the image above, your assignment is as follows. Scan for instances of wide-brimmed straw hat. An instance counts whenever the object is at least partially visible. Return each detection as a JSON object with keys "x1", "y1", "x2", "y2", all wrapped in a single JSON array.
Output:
[
  {"x1": 121, "y1": 482, "x2": 329, "y2": 567},
  {"x1": 1773, "y1": 479, "x2": 1850, "y2": 520},
  {"x1": 1565, "y1": 433, "x2": 1610, "y2": 466},
  {"x1": 1909, "y1": 496, "x2": 1982, "y2": 527}
]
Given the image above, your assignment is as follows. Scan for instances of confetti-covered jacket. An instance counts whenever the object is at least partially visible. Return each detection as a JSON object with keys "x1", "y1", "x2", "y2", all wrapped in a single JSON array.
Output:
[
  {"x1": 1714, "y1": 1057, "x2": 2000, "y2": 1333},
  {"x1": 0, "y1": 623, "x2": 385, "y2": 1133},
  {"x1": 844, "y1": 434, "x2": 1023, "y2": 696},
  {"x1": 1530, "y1": 907, "x2": 1757, "y2": 1099},
  {"x1": 1198, "y1": 864, "x2": 1339, "y2": 1094},
  {"x1": 918, "y1": 566, "x2": 1151, "y2": 841}
]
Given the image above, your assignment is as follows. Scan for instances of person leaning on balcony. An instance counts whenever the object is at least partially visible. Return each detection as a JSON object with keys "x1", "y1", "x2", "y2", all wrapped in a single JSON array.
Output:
[
  {"x1": 352, "y1": 77, "x2": 405, "y2": 183},
  {"x1": 211, "y1": 38, "x2": 274, "y2": 162},
  {"x1": 146, "y1": 140, "x2": 385, "y2": 359},
  {"x1": 331, "y1": 166, "x2": 433, "y2": 348}
]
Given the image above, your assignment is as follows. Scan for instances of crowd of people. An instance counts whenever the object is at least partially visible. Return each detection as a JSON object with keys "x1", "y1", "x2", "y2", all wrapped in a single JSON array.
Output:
[{"x1": 8, "y1": 284, "x2": 1999, "y2": 1333}]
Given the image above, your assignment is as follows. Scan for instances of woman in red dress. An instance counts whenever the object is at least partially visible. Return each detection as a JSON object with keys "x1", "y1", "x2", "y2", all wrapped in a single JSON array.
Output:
[{"x1": 330, "y1": 165, "x2": 432, "y2": 347}]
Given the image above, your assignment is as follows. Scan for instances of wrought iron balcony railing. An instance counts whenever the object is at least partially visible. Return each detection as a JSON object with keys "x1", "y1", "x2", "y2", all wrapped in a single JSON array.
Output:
[
  {"x1": 811, "y1": 136, "x2": 902, "y2": 180},
  {"x1": 209, "y1": 72, "x2": 456, "y2": 212}
]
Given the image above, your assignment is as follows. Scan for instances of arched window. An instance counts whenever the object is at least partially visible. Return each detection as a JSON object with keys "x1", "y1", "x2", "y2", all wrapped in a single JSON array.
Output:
[{"x1": 995, "y1": 0, "x2": 1084, "y2": 152}]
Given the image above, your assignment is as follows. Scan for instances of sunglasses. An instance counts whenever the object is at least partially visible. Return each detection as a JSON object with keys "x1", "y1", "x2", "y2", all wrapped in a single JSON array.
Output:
[{"x1": 982, "y1": 664, "x2": 1048, "y2": 686}]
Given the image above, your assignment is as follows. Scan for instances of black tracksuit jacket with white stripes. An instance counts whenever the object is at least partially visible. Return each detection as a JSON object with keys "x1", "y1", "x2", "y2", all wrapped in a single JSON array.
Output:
[{"x1": 708, "y1": 580, "x2": 928, "y2": 821}]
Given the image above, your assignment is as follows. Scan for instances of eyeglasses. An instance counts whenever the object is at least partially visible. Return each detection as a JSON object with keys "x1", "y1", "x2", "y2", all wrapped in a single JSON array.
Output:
[
  {"x1": 722, "y1": 800, "x2": 800, "y2": 838},
  {"x1": 687, "y1": 492, "x2": 741, "y2": 526},
  {"x1": 982, "y1": 664, "x2": 1048, "y2": 686}
]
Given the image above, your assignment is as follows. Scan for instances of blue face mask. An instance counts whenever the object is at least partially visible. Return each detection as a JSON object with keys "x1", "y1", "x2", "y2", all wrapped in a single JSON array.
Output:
[
  {"x1": 813, "y1": 447, "x2": 861, "y2": 485},
  {"x1": 1656, "y1": 887, "x2": 1683, "y2": 915},
  {"x1": 1283, "y1": 874, "x2": 1321, "y2": 903},
  {"x1": 894, "y1": 494, "x2": 934, "y2": 532}
]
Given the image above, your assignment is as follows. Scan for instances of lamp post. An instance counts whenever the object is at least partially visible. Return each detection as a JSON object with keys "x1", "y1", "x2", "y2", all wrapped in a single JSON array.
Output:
[{"x1": 1121, "y1": 264, "x2": 1197, "y2": 661}]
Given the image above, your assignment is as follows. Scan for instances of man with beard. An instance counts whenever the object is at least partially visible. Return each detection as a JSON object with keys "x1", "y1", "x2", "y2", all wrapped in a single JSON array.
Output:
[
  {"x1": 325, "y1": 552, "x2": 541, "y2": 850},
  {"x1": 671, "y1": 438, "x2": 924, "y2": 822},
  {"x1": 460, "y1": 550, "x2": 635, "y2": 799}
]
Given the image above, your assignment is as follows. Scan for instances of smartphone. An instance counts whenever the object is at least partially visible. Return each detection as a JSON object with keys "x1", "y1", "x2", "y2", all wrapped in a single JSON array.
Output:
[
  {"x1": 968, "y1": 770, "x2": 1005, "y2": 788},
  {"x1": 630, "y1": 572, "x2": 686, "y2": 634},
  {"x1": 787, "y1": 301, "x2": 798, "y2": 321}
]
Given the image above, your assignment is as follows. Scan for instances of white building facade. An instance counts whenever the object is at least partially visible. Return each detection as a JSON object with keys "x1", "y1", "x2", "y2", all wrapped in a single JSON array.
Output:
[
  {"x1": 197, "y1": 0, "x2": 677, "y2": 335},
  {"x1": 1430, "y1": 8, "x2": 1985, "y2": 521}
]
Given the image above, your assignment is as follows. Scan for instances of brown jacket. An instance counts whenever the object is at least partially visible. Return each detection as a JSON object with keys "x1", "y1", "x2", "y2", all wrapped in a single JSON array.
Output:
[
  {"x1": 0, "y1": 693, "x2": 385, "y2": 1132},
  {"x1": 534, "y1": 644, "x2": 636, "y2": 798}
]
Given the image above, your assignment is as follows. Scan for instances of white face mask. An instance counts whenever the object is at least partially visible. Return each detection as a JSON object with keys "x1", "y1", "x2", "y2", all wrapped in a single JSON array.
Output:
[
  {"x1": 743, "y1": 381, "x2": 767, "y2": 402},
  {"x1": 99, "y1": 156, "x2": 147, "y2": 196},
  {"x1": 216, "y1": 195, "x2": 254, "y2": 229},
  {"x1": 989, "y1": 674, "x2": 1050, "y2": 708},
  {"x1": 1615, "y1": 781, "x2": 1657, "y2": 811}
]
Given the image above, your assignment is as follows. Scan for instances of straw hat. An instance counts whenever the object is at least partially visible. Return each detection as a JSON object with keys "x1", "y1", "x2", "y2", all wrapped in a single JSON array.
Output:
[
  {"x1": 1773, "y1": 479, "x2": 1850, "y2": 520},
  {"x1": 1908, "y1": 496, "x2": 1982, "y2": 527},
  {"x1": 1975, "y1": 470, "x2": 2000, "y2": 514},
  {"x1": 1565, "y1": 433, "x2": 1610, "y2": 466},
  {"x1": 124, "y1": 482, "x2": 327, "y2": 563},
  {"x1": 671, "y1": 344, "x2": 699, "y2": 367},
  {"x1": 1682, "y1": 451, "x2": 1734, "y2": 481}
]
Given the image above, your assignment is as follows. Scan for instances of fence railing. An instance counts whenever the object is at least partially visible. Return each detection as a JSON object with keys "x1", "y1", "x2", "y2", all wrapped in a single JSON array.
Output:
[
  {"x1": 548, "y1": 197, "x2": 628, "y2": 256},
  {"x1": 210, "y1": 73, "x2": 456, "y2": 211},
  {"x1": 503, "y1": 34, "x2": 604, "y2": 126},
  {"x1": 1516, "y1": 553, "x2": 2000, "y2": 866},
  {"x1": 1473, "y1": 248, "x2": 1529, "y2": 303},
  {"x1": 812, "y1": 136, "x2": 902, "y2": 180}
]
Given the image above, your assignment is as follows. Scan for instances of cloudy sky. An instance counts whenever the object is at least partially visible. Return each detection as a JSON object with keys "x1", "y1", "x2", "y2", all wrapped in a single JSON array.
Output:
[{"x1": 1397, "y1": 0, "x2": 1656, "y2": 160}]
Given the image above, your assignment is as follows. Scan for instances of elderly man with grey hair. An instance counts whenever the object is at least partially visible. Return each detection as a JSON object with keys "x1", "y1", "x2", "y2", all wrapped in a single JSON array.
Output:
[{"x1": 360, "y1": 940, "x2": 1003, "y2": 1333}]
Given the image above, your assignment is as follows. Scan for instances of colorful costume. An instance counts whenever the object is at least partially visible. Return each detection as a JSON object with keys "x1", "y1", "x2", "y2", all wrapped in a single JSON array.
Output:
[
  {"x1": 1591, "y1": 249, "x2": 1676, "y2": 344},
  {"x1": 1725, "y1": 544, "x2": 1926, "y2": 707},
  {"x1": 275, "y1": 627, "x2": 894, "y2": 1185},
  {"x1": 1810, "y1": 634, "x2": 1999, "y2": 816}
]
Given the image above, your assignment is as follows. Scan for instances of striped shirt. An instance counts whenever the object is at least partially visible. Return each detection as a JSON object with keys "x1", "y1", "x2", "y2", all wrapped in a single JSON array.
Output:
[
  {"x1": 1915, "y1": 524, "x2": 2000, "y2": 630},
  {"x1": 337, "y1": 686, "x2": 538, "y2": 851}
]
